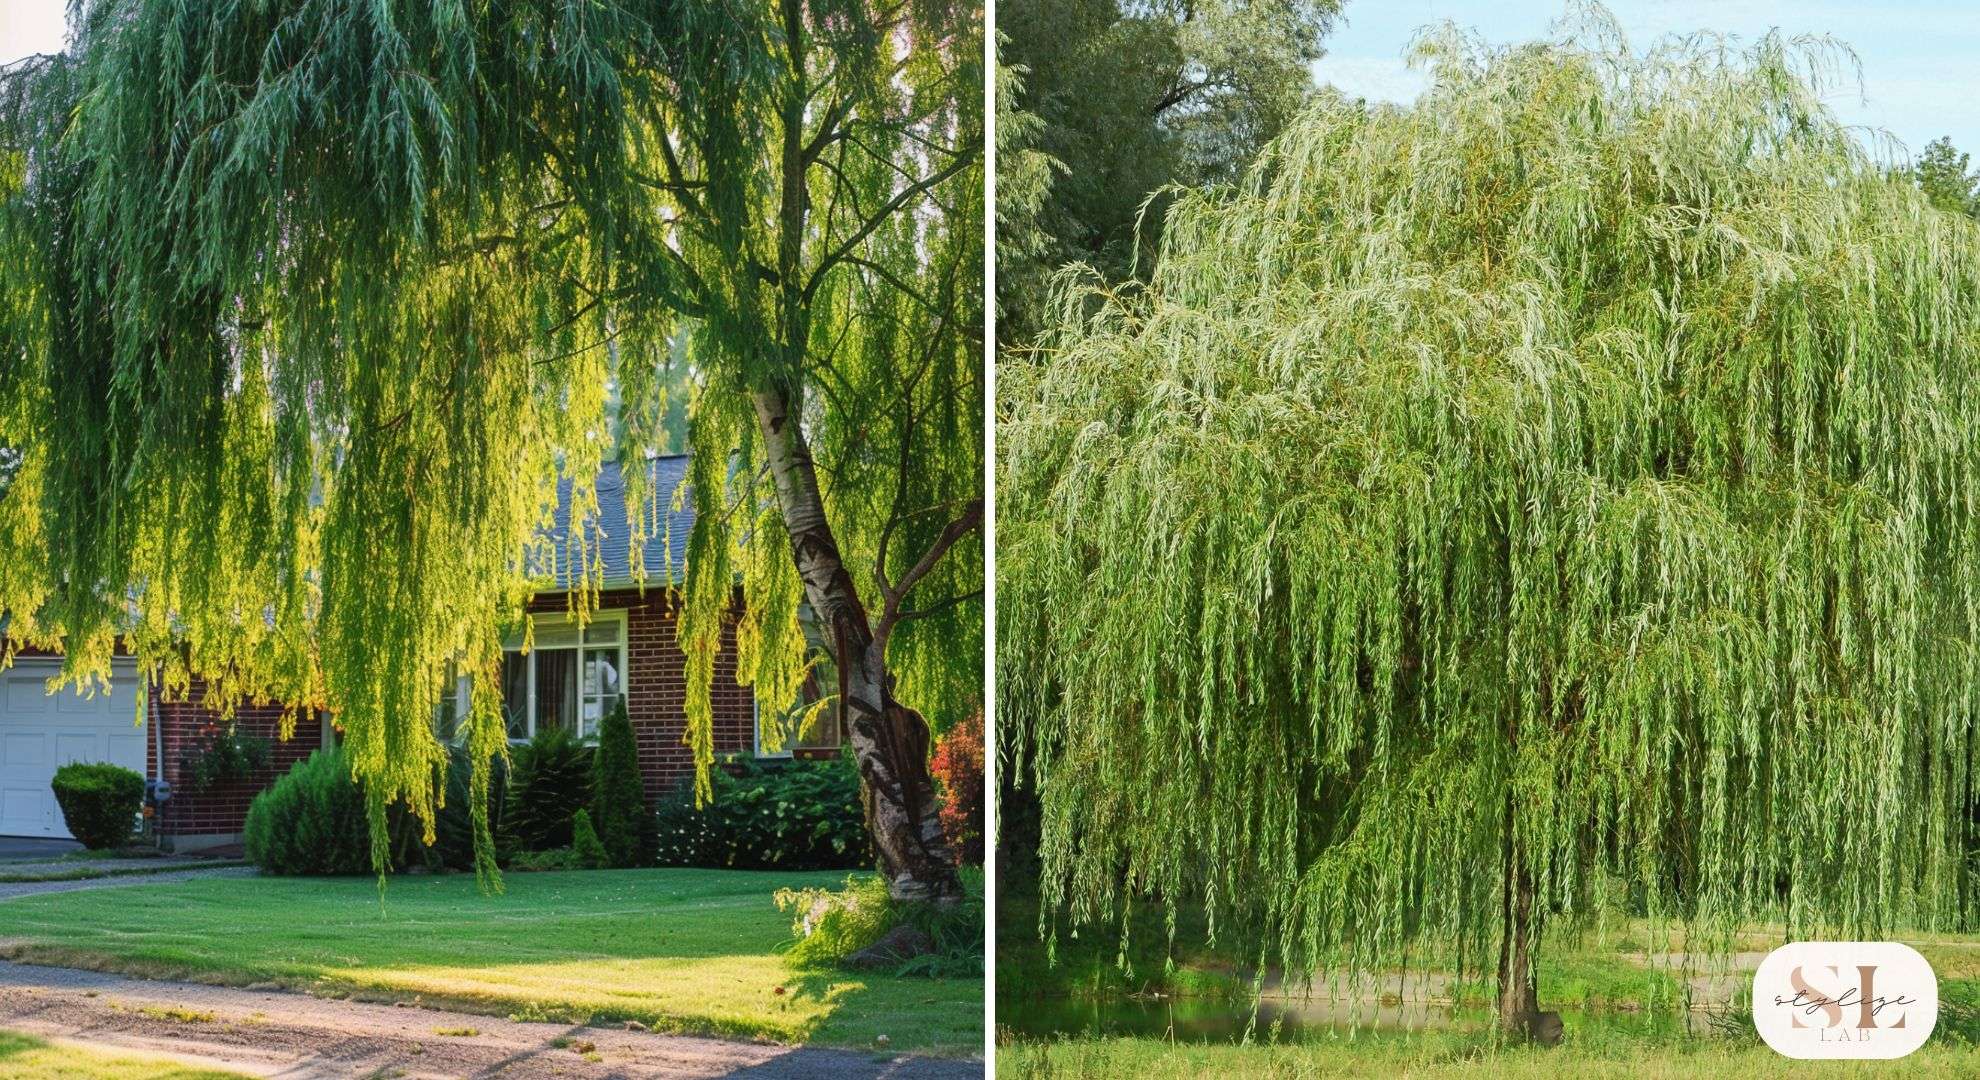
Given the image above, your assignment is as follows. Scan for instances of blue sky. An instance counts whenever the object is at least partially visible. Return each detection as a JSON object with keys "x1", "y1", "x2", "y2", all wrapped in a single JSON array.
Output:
[{"x1": 1319, "y1": 1, "x2": 1980, "y2": 162}]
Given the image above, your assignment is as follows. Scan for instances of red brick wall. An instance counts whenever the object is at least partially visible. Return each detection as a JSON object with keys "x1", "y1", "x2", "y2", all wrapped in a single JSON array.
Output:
[
  {"x1": 113, "y1": 586, "x2": 777, "y2": 837},
  {"x1": 148, "y1": 687, "x2": 323, "y2": 840},
  {"x1": 526, "y1": 587, "x2": 758, "y2": 803}
]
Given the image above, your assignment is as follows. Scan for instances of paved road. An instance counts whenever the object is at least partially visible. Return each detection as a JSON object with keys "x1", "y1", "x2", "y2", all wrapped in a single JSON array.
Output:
[{"x1": 0, "y1": 962, "x2": 980, "y2": 1079}]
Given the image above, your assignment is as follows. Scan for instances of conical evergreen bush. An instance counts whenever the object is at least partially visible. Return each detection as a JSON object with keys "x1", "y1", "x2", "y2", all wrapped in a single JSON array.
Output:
[{"x1": 591, "y1": 697, "x2": 657, "y2": 868}]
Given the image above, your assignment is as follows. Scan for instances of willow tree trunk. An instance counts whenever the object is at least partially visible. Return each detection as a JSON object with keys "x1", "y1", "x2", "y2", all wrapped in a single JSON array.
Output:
[
  {"x1": 1497, "y1": 785, "x2": 1547, "y2": 1040},
  {"x1": 1497, "y1": 849, "x2": 1540, "y2": 1035},
  {"x1": 753, "y1": 388, "x2": 963, "y2": 904}
]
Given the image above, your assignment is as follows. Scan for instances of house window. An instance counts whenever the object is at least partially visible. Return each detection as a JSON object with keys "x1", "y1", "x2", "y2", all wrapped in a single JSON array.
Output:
[
  {"x1": 434, "y1": 673, "x2": 469, "y2": 744},
  {"x1": 499, "y1": 611, "x2": 627, "y2": 743},
  {"x1": 754, "y1": 686, "x2": 844, "y2": 758}
]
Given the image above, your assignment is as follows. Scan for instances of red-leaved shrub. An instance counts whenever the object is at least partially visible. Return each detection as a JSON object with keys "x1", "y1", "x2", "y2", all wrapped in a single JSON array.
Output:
[{"x1": 931, "y1": 711, "x2": 984, "y2": 865}]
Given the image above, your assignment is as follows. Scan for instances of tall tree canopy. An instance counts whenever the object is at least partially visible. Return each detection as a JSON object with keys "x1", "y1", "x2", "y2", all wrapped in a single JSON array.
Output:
[
  {"x1": 995, "y1": 0, "x2": 1339, "y2": 346},
  {"x1": 1914, "y1": 136, "x2": 1980, "y2": 219},
  {"x1": 1000, "y1": 17, "x2": 1980, "y2": 1032},
  {"x1": 0, "y1": 0, "x2": 980, "y2": 901}
]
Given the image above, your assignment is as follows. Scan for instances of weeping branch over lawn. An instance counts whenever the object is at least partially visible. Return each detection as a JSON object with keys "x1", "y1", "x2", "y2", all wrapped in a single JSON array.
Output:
[
  {"x1": 1000, "y1": 10, "x2": 1980, "y2": 1021},
  {"x1": 0, "y1": 0, "x2": 981, "y2": 900}
]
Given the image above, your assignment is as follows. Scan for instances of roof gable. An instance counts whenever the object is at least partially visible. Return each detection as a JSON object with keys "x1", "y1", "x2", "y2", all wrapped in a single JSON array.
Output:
[{"x1": 542, "y1": 455, "x2": 695, "y2": 589}]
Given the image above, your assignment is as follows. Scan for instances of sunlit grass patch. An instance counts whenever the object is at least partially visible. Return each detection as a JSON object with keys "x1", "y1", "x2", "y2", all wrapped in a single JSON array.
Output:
[
  {"x1": 0, "y1": 1030, "x2": 248, "y2": 1079},
  {"x1": 0, "y1": 867, "x2": 982, "y2": 1054}
]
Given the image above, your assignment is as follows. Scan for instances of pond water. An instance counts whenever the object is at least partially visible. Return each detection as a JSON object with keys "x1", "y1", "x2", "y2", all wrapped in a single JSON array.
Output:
[{"x1": 998, "y1": 993, "x2": 1708, "y2": 1044}]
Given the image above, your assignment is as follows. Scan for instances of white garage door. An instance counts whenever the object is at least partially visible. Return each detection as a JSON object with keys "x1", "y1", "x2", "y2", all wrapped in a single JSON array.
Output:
[{"x1": 0, "y1": 664, "x2": 144, "y2": 839}]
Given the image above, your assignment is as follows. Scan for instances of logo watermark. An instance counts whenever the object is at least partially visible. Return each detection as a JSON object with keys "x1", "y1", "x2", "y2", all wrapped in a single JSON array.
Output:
[{"x1": 1752, "y1": 941, "x2": 1937, "y2": 1059}]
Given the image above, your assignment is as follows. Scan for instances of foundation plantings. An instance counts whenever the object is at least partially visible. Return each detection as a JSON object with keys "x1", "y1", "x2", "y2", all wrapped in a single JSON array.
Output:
[{"x1": 1000, "y1": 17, "x2": 1980, "y2": 1039}]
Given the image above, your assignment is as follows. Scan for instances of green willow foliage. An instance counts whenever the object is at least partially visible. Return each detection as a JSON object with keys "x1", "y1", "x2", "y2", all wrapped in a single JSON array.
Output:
[
  {"x1": 1000, "y1": 19, "x2": 1980, "y2": 989},
  {"x1": 0, "y1": 0, "x2": 979, "y2": 884}
]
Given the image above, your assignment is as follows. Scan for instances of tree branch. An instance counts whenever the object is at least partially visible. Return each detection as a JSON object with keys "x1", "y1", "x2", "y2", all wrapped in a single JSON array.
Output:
[
  {"x1": 802, "y1": 149, "x2": 979, "y2": 303},
  {"x1": 876, "y1": 501, "x2": 982, "y2": 638},
  {"x1": 892, "y1": 589, "x2": 982, "y2": 625}
]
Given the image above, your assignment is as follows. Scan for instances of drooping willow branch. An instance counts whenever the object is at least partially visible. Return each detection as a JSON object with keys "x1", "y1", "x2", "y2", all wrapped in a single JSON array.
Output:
[
  {"x1": 0, "y1": 0, "x2": 981, "y2": 892},
  {"x1": 1000, "y1": 11, "x2": 1980, "y2": 993}
]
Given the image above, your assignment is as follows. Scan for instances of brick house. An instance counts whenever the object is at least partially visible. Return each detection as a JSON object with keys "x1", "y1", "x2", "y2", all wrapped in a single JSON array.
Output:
[{"x1": 0, "y1": 454, "x2": 839, "y2": 849}]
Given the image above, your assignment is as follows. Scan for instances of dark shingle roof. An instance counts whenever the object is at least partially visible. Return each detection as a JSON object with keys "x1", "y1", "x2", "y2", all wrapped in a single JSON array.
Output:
[{"x1": 542, "y1": 455, "x2": 695, "y2": 589}]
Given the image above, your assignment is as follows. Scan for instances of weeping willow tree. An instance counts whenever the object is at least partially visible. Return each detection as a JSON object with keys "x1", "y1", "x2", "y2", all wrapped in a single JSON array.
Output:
[
  {"x1": 1000, "y1": 12, "x2": 1980, "y2": 1035},
  {"x1": 0, "y1": 0, "x2": 980, "y2": 902}
]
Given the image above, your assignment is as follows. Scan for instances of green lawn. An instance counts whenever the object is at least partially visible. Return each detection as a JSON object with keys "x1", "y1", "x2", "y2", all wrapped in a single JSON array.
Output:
[
  {"x1": 0, "y1": 1030, "x2": 247, "y2": 1079},
  {"x1": 996, "y1": 1036, "x2": 1980, "y2": 1079},
  {"x1": 0, "y1": 868, "x2": 982, "y2": 1053}
]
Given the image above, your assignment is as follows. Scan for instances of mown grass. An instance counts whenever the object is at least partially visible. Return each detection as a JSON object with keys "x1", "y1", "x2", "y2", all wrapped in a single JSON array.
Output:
[
  {"x1": 0, "y1": 867, "x2": 982, "y2": 1053},
  {"x1": 0, "y1": 1029, "x2": 248, "y2": 1079}
]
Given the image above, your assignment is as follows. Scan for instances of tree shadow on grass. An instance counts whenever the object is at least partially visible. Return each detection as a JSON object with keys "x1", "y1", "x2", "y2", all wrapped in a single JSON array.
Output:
[
  {"x1": 779, "y1": 961, "x2": 984, "y2": 1056},
  {"x1": 713, "y1": 1045, "x2": 983, "y2": 1080}
]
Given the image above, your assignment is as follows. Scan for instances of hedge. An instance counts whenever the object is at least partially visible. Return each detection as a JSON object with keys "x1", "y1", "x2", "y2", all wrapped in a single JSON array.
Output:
[{"x1": 655, "y1": 754, "x2": 868, "y2": 870}]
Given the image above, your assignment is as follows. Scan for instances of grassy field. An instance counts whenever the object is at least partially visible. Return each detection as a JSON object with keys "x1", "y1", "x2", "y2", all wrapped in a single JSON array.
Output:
[
  {"x1": 0, "y1": 1030, "x2": 247, "y2": 1079},
  {"x1": 1001, "y1": 890, "x2": 1980, "y2": 1002},
  {"x1": 998, "y1": 894, "x2": 1980, "y2": 1075},
  {"x1": 0, "y1": 868, "x2": 982, "y2": 1053},
  {"x1": 996, "y1": 1035, "x2": 1980, "y2": 1078}
]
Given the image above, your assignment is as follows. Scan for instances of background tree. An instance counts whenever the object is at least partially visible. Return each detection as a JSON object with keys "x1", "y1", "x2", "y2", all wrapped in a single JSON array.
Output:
[
  {"x1": 993, "y1": 48, "x2": 1059, "y2": 332},
  {"x1": 1000, "y1": 21, "x2": 1980, "y2": 1037},
  {"x1": 992, "y1": 0, "x2": 1339, "y2": 916},
  {"x1": 1914, "y1": 136, "x2": 1980, "y2": 218},
  {"x1": 996, "y1": 0, "x2": 1340, "y2": 346},
  {"x1": 0, "y1": 0, "x2": 979, "y2": 904}
]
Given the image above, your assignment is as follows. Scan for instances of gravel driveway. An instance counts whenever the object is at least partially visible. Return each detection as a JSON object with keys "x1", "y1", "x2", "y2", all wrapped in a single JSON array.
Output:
[{"x1": 0, "y1": 962, "x2": 981, "y2": 1078}]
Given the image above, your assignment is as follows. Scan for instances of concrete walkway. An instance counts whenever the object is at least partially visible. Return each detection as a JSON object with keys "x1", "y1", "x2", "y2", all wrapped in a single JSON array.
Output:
[
  {"x1": 0, "y1": 837, "x2": 82, "y2": 861},
  {"x1": 0, "y1": 864, "x2": 257, "y2": 901},
  {"x1": 0, "y1": 962, "x2": 979, "y2": 1079}
]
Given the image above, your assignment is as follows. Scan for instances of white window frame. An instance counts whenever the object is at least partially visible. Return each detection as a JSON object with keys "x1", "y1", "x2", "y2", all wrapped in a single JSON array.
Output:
[
  {"x1": 754, "y1": 694, "x2": 845, "y2": 758},
  {"x1": 752, "y1": 696, "x2": 788, "y2": 759},
  {"x1": 501, "y1": 609, "x2": 630, "y2": 744},
  {"x1": 434, "y1": 672, "x2": 470, "y2": 744}
]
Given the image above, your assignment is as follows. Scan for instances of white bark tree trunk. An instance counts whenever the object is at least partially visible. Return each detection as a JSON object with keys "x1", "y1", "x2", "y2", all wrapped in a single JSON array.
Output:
[{"x1": 753, "y1": 387, "x2": 962, "y2": 904}]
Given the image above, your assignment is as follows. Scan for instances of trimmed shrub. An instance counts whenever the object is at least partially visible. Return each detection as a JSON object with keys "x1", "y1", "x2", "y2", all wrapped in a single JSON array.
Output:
[
  {"x1": 50, "y1": 762, "x2": 143, "y2": 850},
  {"x1": 653, "y1": 754, "x2": 868, "y2": 870},
  {"x1": 498, "y1": 726, "x2": 592, "y2": 859},
  {"x1": 931, "y1": 711, "x2": 984, "y2": 865},
  {"x1": 571, "y1": 809, "x2": 609, "y2": 869},
  {"x1": 589, "y1": 697, "x2": 655, "y2": 867},
  {"x1": 243, "y1": 747, "x2": 376, "y2": 875}
]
